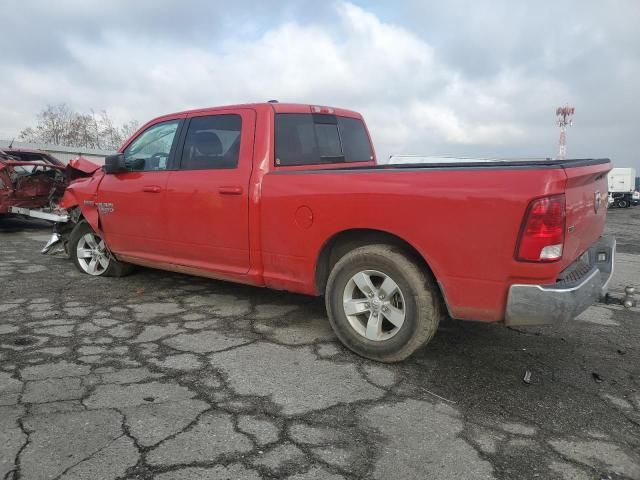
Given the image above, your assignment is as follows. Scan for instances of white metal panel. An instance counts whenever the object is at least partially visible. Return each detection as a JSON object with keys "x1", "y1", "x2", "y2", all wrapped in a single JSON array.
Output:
[{"x1": 608, "y1": 167, "x2": 636, "y2": 193}]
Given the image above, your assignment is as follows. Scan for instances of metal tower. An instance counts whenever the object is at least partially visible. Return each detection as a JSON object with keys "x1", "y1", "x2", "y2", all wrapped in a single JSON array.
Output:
[{"x1": 556, "y1": 105, "x2": 574, "y2": 160}]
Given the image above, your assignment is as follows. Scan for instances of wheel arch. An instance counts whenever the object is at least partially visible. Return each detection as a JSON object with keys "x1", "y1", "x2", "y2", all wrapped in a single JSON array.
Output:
[
  {"x1": 59, "y1": 188, "x2": 101, "y2": 233},
  {"x1": 314, "y1": 228, "x2": 448, "y2": 312}
]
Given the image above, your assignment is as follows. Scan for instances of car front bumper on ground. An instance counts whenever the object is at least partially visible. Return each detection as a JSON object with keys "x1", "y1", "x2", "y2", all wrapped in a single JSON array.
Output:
[
  {"x1": 8, "y1": 206, "x2": 69, "y2": 223},
  {"x1": 505, "y1": 236, "x2": 616, "y2": 326}
]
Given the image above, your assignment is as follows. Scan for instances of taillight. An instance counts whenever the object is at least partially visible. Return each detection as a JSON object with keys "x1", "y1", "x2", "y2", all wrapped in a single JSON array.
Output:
[{"x1": 516, "y1": 194, "x2": 565, "y2": 262}]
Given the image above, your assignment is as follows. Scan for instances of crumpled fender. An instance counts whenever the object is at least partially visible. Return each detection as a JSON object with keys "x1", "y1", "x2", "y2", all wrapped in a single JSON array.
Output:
[
  {"x1": 58, "y1": 188, "x2": 80, "y2": 210},
  {"x1": 81, "y1": 203, "x2": 101, "y2": 234},
  {"x1": 58, "y1": 169, "x2": 105, "y2": 234}
]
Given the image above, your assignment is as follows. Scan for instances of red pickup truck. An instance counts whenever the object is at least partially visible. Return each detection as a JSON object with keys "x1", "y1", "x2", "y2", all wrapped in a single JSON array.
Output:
[{"x1": 43, "y1": 102, "x2": 614, "y2": 362}]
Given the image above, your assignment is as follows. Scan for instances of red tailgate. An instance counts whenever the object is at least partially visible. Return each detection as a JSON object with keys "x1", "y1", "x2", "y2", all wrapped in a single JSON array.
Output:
[{"x1": 561, "y1": 161, "x2": 611, "y2": 267}]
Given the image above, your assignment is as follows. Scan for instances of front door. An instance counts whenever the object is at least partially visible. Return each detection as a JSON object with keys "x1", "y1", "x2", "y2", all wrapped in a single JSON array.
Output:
[
  {"x1": 164, "y1": 109, "x2": 255, "y2": 275},
  {"x1": 97, "y1": 117, "x2": 183, "y2": 260}
]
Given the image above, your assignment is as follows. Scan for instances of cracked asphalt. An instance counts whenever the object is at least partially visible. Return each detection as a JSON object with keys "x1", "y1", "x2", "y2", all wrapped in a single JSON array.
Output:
[{"x1": 1, "y1": 209, "x2": 639, "y2": 480}]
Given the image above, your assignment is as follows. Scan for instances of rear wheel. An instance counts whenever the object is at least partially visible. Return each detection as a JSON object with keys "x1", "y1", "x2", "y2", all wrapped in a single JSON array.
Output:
[
  {"x1": 68, "y1": 222, "x2": 133, "y2": 277},
  {"x1": 325, "y1": 244, "x2": 442, "y2": 362},
  {"x1": 617, "y1": 199, "x2": 629, "y2": 208}
]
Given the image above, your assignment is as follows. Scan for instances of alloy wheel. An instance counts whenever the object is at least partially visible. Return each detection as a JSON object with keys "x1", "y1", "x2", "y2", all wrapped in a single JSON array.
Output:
[
  {"x1": 76, "y1": 233, "x2": 110, "y2": 276},
  {"x1": 342, "y1": 269, "x2": 406, "y2": 341}
]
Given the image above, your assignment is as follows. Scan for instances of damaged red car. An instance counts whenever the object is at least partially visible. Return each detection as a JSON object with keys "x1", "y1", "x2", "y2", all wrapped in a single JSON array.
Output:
[{"x1": 0, "y1": 148, "x2": 99, "y2": 218}]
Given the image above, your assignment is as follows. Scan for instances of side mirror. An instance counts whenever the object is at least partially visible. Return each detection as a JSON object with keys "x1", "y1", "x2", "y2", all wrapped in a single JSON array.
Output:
[{"x1": 104, "y1": 153, "x2": 127, "y2": 174}]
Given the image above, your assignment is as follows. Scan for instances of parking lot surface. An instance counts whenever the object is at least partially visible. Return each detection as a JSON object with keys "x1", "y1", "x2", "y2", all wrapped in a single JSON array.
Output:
[{"x1": 1, "y1": 209, "x2": 639, "y2": 480}]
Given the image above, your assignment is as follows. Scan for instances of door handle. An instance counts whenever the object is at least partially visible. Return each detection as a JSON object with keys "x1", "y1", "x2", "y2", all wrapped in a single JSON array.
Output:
[
  {"x1": 142, "y1": 185, "x2": 162, "y2": 193},
  {"x1": 218, "y1": 186, "x2": 243, "y2": 195}
]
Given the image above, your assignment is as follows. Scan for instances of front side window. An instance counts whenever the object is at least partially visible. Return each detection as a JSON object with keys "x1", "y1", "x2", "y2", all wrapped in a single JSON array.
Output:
[
  {"x1": 275, "y1": 113, "x2": 374, "y2": 166},
  {"x1": 124, "y1": 120, "x2": 180, "y2": 171},
  {"x1": 180, "y1": 114, "x2": 242, "y2": 170}
]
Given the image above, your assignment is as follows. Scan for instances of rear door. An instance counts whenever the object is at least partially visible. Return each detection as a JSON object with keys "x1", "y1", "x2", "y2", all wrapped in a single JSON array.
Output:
[
  {"x1": 163, "y1": 109, "x2": 255, "y2": 274},
  {"x1": 97, "y1": 117, "x2": 183, "y2": 258}
]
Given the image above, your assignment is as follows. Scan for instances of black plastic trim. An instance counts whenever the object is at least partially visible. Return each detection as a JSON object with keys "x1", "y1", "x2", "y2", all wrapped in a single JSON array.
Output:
[
  {"x1": 270, "y1": 158, "x2": 611, "y2": 175},
  {"x1": 166, "y1": 119, "x2": 186, "y2": 170}
]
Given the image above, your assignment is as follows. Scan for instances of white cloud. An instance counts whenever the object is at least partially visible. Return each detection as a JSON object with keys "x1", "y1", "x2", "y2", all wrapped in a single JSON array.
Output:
[{"x1": 0, "y1": 1, "x2": 637, "y2": 167}]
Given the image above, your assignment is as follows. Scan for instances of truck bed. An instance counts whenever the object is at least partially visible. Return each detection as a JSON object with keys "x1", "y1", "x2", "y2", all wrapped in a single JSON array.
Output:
[{"x1": 261, "y1": 157, "x2": 611, "y2": 322}]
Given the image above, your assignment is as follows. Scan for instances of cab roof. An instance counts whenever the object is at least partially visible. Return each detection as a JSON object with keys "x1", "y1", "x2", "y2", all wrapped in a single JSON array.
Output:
[{"x1": 147, "y1": 102, "x2": 363, "y2": 126}]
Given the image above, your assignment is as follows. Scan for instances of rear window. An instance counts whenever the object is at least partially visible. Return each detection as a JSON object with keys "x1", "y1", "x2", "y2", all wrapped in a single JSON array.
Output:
[{"x1": 275, "y1": 113, "x2": 373, "y2": 166}]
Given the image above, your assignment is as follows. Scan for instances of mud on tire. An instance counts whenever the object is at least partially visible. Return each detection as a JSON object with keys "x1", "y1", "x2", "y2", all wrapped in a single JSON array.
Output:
[{"x1": 325, "y1": 244, "x2": 443, "y2": 363}]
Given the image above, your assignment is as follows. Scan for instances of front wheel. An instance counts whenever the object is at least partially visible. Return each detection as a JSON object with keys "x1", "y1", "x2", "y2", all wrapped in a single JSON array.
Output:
[
  {"x1": 325, "y1": 244, "x2": 443, "y2": 363},
  {"x1": 68, "y1": 222, "x2": 133, "y2": 277}
]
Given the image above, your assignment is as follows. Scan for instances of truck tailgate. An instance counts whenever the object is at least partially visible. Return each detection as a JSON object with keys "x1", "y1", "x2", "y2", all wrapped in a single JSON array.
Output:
[{"x1": 561, "y1": 161, "x2": 611, "y2": 267}]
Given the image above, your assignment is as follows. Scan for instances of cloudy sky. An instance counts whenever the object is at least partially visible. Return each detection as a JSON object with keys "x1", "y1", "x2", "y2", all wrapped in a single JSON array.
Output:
[{"x1": 1, "y1": 0, "x2": 638, "y2": 167}]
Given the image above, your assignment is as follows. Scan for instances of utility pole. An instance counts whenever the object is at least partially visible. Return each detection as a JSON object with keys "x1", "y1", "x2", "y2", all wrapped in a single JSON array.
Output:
[{"x1": 556, "y1": 105, "x2": 574, "y2": 160}]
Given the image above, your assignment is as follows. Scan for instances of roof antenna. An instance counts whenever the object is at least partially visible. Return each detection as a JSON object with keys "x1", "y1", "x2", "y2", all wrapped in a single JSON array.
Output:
[{"x1": 8, "y1": 138, "x2": 14, "y2": 149}]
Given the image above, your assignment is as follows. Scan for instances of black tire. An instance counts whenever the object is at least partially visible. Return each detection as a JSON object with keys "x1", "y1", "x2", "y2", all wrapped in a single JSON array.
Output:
[
  {"x1": 68, "y1": 221, "x2": 134, "y2": 277},
  {"x1": 325, "y1": 244, "x2": 443, "y2": 362},
  {"x1": 617, "y1": 199, "x2": 629, "y2": 208}
]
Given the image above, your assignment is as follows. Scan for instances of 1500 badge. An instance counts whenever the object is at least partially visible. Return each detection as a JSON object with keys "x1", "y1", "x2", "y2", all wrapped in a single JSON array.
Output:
[{"x1": 96, "y1": 202, "x2": 115, "y2": 215}]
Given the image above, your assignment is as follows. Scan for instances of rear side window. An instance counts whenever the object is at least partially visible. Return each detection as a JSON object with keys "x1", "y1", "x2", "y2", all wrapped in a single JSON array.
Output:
[
  {"x1": 180, "y1": 114, "x2": 242, "y2": 170},
  {"x1": 275, "y1": 113, "x2": 374, "y2": 166}
]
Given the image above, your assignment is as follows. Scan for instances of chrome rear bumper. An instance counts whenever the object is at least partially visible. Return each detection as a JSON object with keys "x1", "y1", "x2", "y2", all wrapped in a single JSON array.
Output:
[{"x1": 505, "y1": 236, "x2": 615, "y2": 326}]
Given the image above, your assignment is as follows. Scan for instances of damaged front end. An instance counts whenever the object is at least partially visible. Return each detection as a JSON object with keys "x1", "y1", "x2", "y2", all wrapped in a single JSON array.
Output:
[
  {"x1": 41, "y1": 158, "x2": 104, "y2": 256},
  {"x1": 0, "y1": 150, "x2": 103, "y2": 254},
  {"x1": 42, "y1": 232, "x2": 64, "y2": 254},
  {"x1": 39, "y1": 206, "x2": 81, "y2": 255},
  {"x1": 1, "y1": 150, "x2": 101, "y2": 214},
  {"x1": 1, "y1": 162, "x2": 65, "y2": 215}
]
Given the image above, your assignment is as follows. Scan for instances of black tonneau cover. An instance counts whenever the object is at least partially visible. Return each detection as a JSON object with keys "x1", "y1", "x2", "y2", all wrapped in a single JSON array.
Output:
[{"x1": 273, "y1": 158, "x2": 611, "y2": 174}]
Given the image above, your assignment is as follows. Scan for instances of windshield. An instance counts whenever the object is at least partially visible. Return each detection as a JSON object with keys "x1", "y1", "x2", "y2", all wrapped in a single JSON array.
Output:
[{"x1": 125, "y1": 121, "x2": 180, "y2": 160}]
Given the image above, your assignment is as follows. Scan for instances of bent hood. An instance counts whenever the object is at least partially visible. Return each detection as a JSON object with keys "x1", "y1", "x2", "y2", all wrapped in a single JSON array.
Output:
[{"x1": 66, "y1": 156, "x2": 101, "y2": 177}]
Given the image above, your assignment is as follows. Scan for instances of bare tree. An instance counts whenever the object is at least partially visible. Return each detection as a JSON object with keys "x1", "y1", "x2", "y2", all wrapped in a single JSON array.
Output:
[{"x1": 19, "y1": 104, "x2": 139, "y2": 150}]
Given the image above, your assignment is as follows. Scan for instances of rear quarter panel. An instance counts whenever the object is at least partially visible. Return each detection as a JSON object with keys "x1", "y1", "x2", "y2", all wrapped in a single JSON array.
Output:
[{"x1": 260, "y1": 166, "x2": 570, "y2": 322}]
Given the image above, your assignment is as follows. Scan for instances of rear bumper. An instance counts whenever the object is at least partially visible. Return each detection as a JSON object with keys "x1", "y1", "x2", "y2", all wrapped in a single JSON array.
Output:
[{"x1": 505, "y1": 236, "x2": 615, "y2": 326}]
